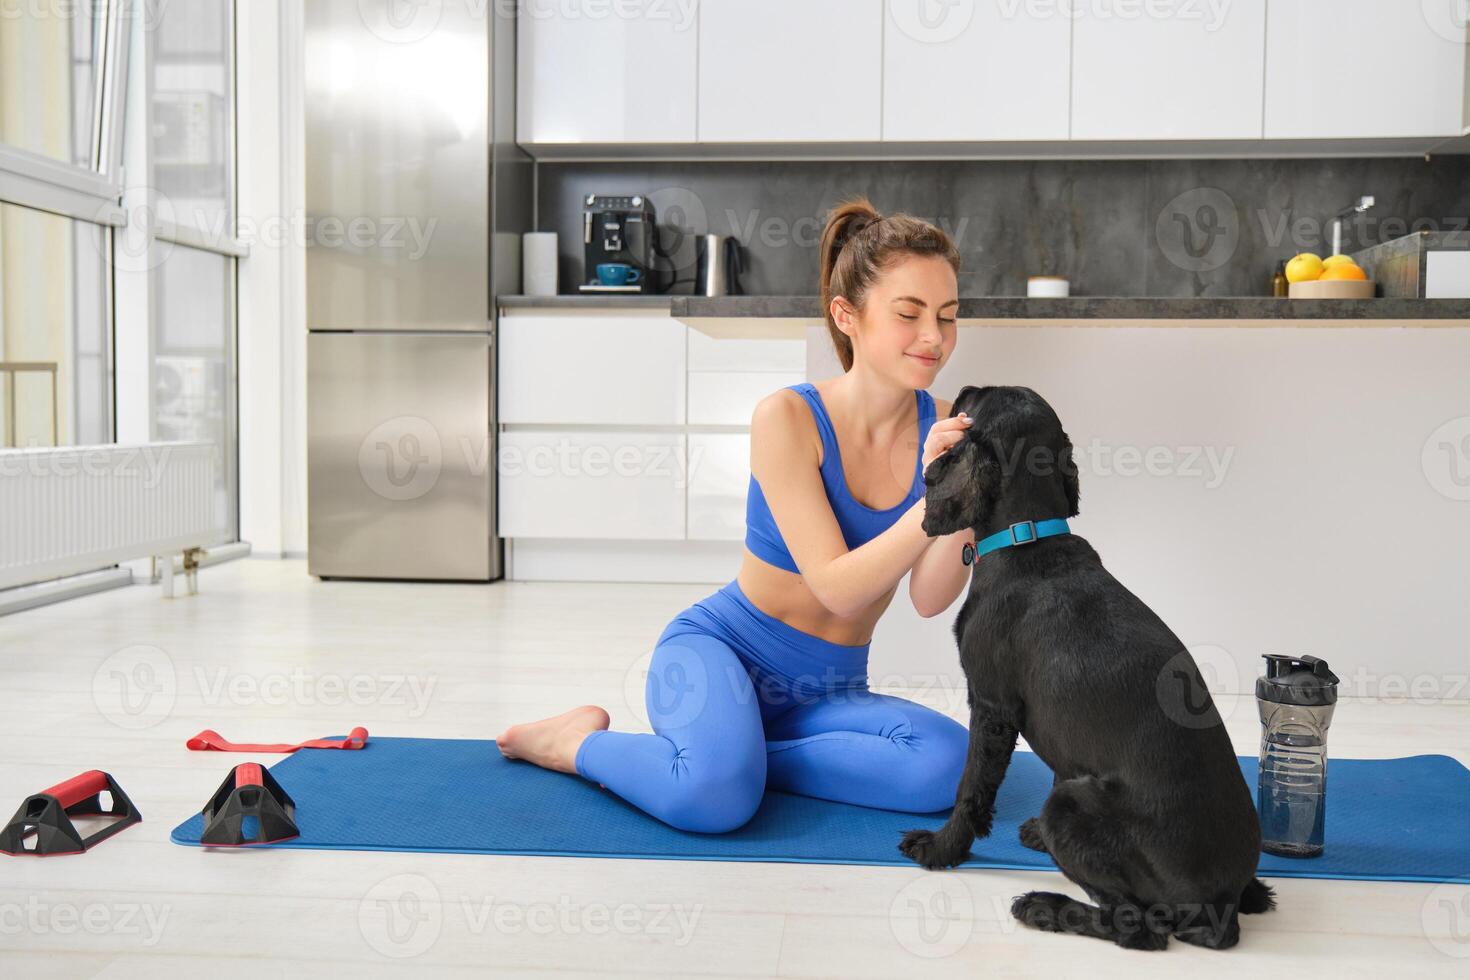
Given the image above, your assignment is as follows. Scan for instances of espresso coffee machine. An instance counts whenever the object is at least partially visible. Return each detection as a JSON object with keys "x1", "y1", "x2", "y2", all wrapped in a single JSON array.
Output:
[{"x1": 580, "y1": 193, "x2": 656, "y2": 293}]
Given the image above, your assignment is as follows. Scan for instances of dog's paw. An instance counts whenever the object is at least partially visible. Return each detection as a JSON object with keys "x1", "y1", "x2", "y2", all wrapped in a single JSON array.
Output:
[
  {"x1": 1010, "y1": 891, "x2": 1072, "y2": 932},
  {"x1": 897, "y1": 827, "x2": 970, "y2": 870},
  {"x1": 1018, "y1": 817, "x2": 1048, "y2": 853}
]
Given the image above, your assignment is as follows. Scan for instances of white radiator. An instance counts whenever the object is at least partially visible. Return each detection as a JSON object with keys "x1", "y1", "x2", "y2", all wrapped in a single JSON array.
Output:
[{"x1": 0, "y1": 442, "x2": 218, "y2": 590}]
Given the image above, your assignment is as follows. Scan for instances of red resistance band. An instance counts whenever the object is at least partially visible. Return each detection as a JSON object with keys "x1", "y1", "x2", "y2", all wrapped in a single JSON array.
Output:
[{"x1": 185, "y1": 727, "x2": 369, "y2": 753}]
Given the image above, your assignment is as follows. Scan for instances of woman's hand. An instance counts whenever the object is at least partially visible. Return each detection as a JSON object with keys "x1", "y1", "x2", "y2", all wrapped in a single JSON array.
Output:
[{"x1": 921, "y1": 412, "x2": 973, "y2": 475}]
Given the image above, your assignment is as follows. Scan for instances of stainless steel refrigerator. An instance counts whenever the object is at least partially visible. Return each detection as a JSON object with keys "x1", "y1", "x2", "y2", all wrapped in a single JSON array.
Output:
[{"x1": 304, "y1": 0, "x2": 529, "y2": 580}]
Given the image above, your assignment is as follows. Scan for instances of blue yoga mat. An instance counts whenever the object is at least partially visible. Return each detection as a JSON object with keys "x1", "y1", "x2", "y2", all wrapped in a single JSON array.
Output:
[{"x1": 170, "y1": 737, "x2": 1470, "y2": 882}]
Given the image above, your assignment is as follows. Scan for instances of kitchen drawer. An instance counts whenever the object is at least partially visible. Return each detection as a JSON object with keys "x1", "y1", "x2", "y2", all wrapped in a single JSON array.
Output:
[
  {"x1": 689, "y1": 370, "x2": 804, "y2": 426},
  {"x1": 687, "y1": 432, "x2": 749, "y2": 542},
  {"x1": 499, "y1": 314, "x2": 686, "y2": 425},
  {"x1": 687, "y1": 330, "x2": 805, "y2": 373},
  {"x1": 498, "y1": 429, "x2": 686, "y2": 540}
]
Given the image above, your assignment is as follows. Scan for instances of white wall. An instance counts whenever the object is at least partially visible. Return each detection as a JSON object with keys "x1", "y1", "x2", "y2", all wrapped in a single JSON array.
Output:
[
  {"x1": 810, "y1": 324, "x2": 1470, "y2": 701},
  {"x1": 237, "y1": 0, "x2": 307, "y2": 558}
]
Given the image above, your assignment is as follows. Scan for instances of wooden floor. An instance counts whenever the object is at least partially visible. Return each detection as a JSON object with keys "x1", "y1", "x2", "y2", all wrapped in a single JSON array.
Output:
[{"x1": 1, "y1": 558, "x2": 1467, "y2": 978}]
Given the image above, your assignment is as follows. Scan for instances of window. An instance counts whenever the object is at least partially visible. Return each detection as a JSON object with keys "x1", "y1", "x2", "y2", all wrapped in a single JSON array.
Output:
[
  {"x1": 148, "y1": 0, "x2": 239, "y2": 544},
  {"x1": 1, "y1": 0, "x2": 242, "y2": 546},
  {"x1": 0, "y1": 2, "x2": 102, "y2": 169},
  {"x1": 0, "y1": 201, "x2": 111, "y2": 446}
]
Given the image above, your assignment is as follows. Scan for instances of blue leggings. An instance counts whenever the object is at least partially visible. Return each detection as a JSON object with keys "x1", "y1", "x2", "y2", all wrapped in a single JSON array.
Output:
[{"x1": 574, "y1": 578, "x2": 969, "y2": 833}]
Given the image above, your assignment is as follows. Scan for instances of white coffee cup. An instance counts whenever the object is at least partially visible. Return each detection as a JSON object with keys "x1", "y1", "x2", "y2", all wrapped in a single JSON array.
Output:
[{"x1": 1027, "y1": 275, "x2": 1070, "y2": 298}]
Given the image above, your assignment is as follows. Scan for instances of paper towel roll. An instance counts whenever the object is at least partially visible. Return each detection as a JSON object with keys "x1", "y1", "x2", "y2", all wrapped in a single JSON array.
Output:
[{"x1": 522, "y1": 232, "x2": 558, "y2": 296}]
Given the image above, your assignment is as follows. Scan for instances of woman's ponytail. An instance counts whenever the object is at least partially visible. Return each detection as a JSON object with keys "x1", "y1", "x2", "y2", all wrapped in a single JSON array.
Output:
[{"x1": 817, "y1": 195, "x2": 961, "y2": 373}]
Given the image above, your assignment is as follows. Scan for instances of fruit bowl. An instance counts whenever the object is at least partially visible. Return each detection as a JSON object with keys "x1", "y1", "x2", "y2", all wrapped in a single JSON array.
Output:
[{"x1": 1287, "y1": 279, "x2": 1376, "y2": 299}]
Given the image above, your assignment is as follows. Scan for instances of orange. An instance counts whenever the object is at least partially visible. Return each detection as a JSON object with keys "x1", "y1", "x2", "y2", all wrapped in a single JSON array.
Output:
[{"x1": 1320, "y1": 262, "x2": 1367, "y2": 281}]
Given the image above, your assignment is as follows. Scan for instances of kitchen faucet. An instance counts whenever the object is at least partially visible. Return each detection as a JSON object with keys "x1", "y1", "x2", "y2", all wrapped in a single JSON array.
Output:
[{"x1": 1329, "y1": 196, "x2": 1375, "y2": 257}]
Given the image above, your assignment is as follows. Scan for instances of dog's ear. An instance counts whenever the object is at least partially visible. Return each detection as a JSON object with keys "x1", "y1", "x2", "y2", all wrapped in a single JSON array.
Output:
[
  {"x1": 921, "y1": 435, "x2": 1002, "y2": 536},
  {"x1": 1058, "y1": 429, "x2": 1080, "y2": 518},
  {"x1": 951, "y1": 385, "x2": 992, "y2": 417}
]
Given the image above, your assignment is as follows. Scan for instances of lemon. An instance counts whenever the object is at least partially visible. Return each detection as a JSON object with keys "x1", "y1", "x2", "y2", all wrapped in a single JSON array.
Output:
[
  {"x1": 1322, "y1": 254, "x2": 1357, "y2": 269},
  {"x1": 1285, "y1": 253, "x2": 1325, "y2": 283}
]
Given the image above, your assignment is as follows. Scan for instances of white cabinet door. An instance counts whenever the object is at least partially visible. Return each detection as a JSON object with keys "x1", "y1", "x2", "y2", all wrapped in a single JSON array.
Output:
[
  {"x1": 689, "y1": 371, "x2": 805, "y2": 426},
  {"x1": 1265, "y1": 1, "x2": 1467, "y2": 139},
  {"x1": 882, "y1": 0, "x2": 1070, "y2": 140},
  {"x1": 499, "y1": 314, "x2": 686, "y2": 425},
  {"x1": 698, "y1": 0, "x2": 883, "y2": 141},
  {"x1": 516, "y1": 2, "x2": 698, "y2": 143},
  {"x1": 688, "y1": 432, "x2": 749, "y2": 541},
  {"x1": 499, "y1": 429, "x2": 687, "y2": 539},
  {"x1": 1070, "y1": 0, "x2": 1267, "y2": 140}
]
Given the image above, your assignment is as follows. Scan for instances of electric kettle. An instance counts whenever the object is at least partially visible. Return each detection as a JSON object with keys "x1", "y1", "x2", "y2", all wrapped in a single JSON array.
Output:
[{"x1": 694, "y1": 234, "x2": 743, "y2": 296}]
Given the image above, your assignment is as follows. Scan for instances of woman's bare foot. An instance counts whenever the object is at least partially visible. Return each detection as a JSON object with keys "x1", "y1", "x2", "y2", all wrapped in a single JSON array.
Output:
[{"x1": 495, "y1": 704, "x2": 610, "y2": 776}]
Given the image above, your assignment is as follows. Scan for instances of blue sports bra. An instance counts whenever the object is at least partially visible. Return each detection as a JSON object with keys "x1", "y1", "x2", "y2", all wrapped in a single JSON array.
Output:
[{"x1": 745, "y1": 382, "x2": 937, "y2": 574}]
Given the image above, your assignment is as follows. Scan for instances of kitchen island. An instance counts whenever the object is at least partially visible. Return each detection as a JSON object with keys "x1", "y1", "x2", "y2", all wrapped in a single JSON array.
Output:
[{"x1": 498, "y1": 293, "x2": 1470, "y2": 695}]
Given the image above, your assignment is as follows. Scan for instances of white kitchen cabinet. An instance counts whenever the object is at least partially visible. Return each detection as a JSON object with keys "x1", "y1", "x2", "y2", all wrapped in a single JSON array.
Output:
[
  {"x1": 687, "y1": 329, "x2": 804, "y2": 372},
  {"x1": 687, "y1": 432, "x2": 750, "y2": 541},
  {"x1": 1070, "y1": 0, "x2": 1267, "y2": 140},
  {"x1": 882, "y1": 0, "x2": 1071, "y2": 140},
  {"x1": 498, "y1": 429, "x2": 687, "y2": 539},
  {"x1": 689, "y1": 371, "x2": 805, "y2": 425},
  {"x1": 516, "y1": 2, "x2": 698, "y2": 143},
  {"x1": 499, "y1": 313, "x2": 686, "y2": 425},
  {"x1": 1264, "y1": 1, "x2": 1468, "y2": 139},
  {"x1": 697, "y1": 0, "x2": 883, "y2": 141}
]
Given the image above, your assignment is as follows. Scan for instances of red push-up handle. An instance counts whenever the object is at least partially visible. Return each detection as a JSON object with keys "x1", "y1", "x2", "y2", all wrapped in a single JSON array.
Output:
[{"x1": 42, "y1": 770, "x2": 109, "y2": 809}]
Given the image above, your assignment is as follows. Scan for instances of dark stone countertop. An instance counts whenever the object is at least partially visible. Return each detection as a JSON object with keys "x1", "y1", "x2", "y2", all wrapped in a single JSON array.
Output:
[
  {"x1": 668, "y1": 295, "x2": 1470, "y2": 321},
  {"x1": 498, "y1": 294, "x2": 674, "y2": 309}
]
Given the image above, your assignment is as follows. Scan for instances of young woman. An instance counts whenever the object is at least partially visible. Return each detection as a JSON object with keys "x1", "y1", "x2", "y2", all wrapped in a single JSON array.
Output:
[{"x1": 497, "y1": 197, "x2": 977, "y2": 833}]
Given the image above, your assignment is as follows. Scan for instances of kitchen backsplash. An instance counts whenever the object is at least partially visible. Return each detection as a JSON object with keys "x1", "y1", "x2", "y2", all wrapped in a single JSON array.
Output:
[{"x1": 536, "y1": 156, "x2": 1470, "y2": 298}]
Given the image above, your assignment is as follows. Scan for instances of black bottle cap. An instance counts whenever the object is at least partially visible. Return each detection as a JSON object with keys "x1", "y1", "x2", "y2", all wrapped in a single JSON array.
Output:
[{"x1": 1256, "y1": 654, "x2": 1340, "y2": 706}]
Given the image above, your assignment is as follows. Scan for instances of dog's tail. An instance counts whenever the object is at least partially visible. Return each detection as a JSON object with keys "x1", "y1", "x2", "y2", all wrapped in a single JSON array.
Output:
[{"x1": 1238, "y1": 877, "x2": 1277, "y2": 915}]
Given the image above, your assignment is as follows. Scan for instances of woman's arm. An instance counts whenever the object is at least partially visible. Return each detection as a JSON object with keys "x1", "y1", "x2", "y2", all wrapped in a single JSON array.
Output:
[
  {"x1": 909, "y1": 394, "x2": 976, "y2": 618},
  {"x1": 751, "y1": 390, "x2": 972, "y2": 619},
  {"x1": 909, "y1": 522, "x2": 974, "y2": 618},
  {"x1": 751, "y1": 392, "x2": 930, "y2": 617}
]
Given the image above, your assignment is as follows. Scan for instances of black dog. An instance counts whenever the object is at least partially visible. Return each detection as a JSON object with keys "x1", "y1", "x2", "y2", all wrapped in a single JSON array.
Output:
[{"x1": 898, "y1": 385, "x2": 1275, "y2": 951}]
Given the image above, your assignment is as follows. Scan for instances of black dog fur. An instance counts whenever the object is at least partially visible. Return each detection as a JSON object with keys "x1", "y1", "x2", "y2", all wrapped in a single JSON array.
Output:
[{"x1": 898, "y1": 384, "x2": 1276, "y2": 951}]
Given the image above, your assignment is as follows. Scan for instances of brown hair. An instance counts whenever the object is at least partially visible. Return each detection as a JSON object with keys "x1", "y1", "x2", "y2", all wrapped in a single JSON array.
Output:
[{"x1": 818, "y1": 195, "x2": 961, "y2": 372}]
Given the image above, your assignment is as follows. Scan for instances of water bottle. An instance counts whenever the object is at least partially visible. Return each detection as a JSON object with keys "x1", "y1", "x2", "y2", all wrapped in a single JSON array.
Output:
[{"x1": 1256, "y1": 654, "x2": 1340, "y2": 857}]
